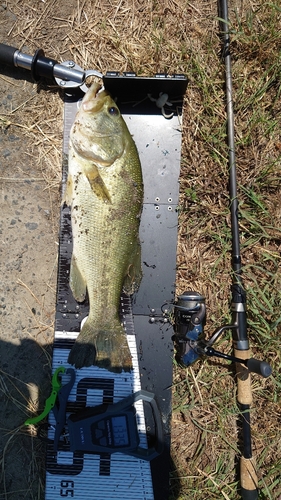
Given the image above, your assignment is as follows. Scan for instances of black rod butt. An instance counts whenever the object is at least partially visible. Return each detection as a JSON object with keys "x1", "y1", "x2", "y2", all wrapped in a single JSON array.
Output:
[{"x1": 241, "y1": 487, "x2": 259, "y2": 500}]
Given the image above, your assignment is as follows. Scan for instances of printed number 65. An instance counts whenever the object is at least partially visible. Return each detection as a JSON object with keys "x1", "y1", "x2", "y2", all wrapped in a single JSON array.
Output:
[{"x1": 60, "y1": 480, "x2": 74, "y2": 497}]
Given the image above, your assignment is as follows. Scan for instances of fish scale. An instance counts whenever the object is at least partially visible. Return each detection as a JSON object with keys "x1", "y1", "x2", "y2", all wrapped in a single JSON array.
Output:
[{"x1": 72, "y1": 169, "x2": 134, "y2": 310}]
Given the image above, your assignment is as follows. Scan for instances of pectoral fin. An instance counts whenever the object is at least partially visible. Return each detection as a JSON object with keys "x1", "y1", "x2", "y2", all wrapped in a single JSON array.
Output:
[
  {"x1": 85, "y1": 163, "x2": 111, "y2": 203},
  {"x1": 61, "y1": 154, "x2": 72, "y2": 206},
  {"x1": 63, "y1": 176, "x2": 73, "y2": 206},
  {"x1": 70, "y1": 254, "x2": 87, "y2": 302}
]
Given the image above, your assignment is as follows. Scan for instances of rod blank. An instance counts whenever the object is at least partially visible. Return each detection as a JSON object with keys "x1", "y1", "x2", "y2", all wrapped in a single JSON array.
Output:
[{"x1": 219, "y1": 1, "x2": 259, "y2": 498}]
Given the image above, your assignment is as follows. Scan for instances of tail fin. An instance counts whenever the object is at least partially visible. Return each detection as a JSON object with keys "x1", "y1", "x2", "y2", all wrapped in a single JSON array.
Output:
[{"x1": 68, "y1": 318, "x2": 132, "y2": 373}]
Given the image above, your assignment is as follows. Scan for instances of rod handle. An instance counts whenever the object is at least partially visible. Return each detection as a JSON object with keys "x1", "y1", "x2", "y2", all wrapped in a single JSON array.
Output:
[
  {"x1": 0, "y1": 43, "x2": 17, "y2": 67},
  {"x1": 234, "y1": 349, "x2": 253, "y2": 405},
  {"x1": 235, "y1": 349, "x2": 259, "y2": 498},
  {"x1": 240, "y1": 456, "x2": 258, "y2": 500},
  {"x1": 247, "y1": 358, "x2": 272, "y2": 378}
]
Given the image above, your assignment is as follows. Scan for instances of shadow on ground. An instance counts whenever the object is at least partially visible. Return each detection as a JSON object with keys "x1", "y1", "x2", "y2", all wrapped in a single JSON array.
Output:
[{"x1": 0, "y1": 338, "x2": 52, "y2": 500}]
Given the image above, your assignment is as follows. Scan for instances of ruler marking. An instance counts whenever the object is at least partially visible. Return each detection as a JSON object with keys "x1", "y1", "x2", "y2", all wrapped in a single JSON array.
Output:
[{"x1": 46, "y1": 96, "x2": 156, "y2": 500}]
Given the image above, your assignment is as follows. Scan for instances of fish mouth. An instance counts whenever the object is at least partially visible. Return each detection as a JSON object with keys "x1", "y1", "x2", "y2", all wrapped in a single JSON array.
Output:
[{"x1": 82, "y1": 82, "x2": 110, "y2": 113}]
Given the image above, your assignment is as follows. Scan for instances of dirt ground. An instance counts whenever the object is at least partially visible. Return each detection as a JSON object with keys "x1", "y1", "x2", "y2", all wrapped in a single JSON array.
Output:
[
  {"x1": 0, "y1": 4, "x2": 68, "y2": 499},
  {"x1": 0, "y1": 70, "x2": 58, "y2": 500}
]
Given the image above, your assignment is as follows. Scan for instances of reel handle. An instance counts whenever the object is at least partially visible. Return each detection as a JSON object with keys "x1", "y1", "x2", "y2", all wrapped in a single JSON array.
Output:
[
  {"x1": 204, "y1": 347, "x2": 272, "y2": 378},
  {"x1": 246, "y1": 358, "x2": 272, "y2": 378}
]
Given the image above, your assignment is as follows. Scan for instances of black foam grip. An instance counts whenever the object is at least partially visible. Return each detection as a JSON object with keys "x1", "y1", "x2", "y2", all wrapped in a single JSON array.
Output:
[{"x1": 0, "y1": 43, "x2": 17, "y2": 67}]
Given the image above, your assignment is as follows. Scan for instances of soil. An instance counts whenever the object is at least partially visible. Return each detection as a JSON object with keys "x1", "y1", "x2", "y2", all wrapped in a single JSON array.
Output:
[
  {"x1": 0, "y1": 4, "x2": 74, "y2": 499},
  {"x1": 0, "y1": 78, "x2": 57, "y2": 499}
]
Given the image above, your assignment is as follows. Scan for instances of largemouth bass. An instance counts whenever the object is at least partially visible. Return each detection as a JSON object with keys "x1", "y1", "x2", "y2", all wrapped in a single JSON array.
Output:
[{"x1": 65, "y1": 83, "x2": 143, "y2": 372}]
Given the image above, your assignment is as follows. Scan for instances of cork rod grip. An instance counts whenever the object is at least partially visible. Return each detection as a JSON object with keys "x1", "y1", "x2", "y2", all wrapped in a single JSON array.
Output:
[
  {"x1": 235, "y1": 349, "x2": 258, "y2": 498},
  {"x1": 240, "y1": 456, "x2": 258, "y2": 500},
  {"x1": 234, "y1": 349, "x2": 253, "y2": 406}
]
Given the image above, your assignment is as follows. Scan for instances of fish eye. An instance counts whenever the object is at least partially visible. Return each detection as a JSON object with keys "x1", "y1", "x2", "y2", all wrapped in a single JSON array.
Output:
[{"x1": 108, "y1": 106, "x2": 119, "y2": 116}]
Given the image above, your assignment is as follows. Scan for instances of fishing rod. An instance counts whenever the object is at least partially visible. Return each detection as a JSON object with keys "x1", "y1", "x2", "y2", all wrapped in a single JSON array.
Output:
[
  {"x1": 218, "y1": 0, "x2": 262, "y2": 497},
  {"x1": 173, "y1": 1, "x2": 272, "y2": 499}
]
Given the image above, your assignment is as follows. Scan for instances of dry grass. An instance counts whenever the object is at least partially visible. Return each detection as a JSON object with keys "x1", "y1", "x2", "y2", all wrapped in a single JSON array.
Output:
[{"x1": 0, "y1": 0, "x2": 280, "y2": 499}]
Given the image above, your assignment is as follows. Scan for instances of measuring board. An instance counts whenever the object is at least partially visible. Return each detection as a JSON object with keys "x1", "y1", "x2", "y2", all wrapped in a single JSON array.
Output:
[{"x1": 45, "y1": 74, "x2": 187, "y2": 500}]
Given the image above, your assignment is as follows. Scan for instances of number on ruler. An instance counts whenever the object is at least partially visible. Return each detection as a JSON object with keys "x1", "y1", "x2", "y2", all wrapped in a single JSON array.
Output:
[{"x1": 60, "y1": 480, "x2": 74, "y2": 497}]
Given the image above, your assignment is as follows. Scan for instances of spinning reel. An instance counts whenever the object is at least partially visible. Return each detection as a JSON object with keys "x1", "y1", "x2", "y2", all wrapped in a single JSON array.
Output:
[{"x1": 173, "y1": 291, "x2": 271, "y2": 378}]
